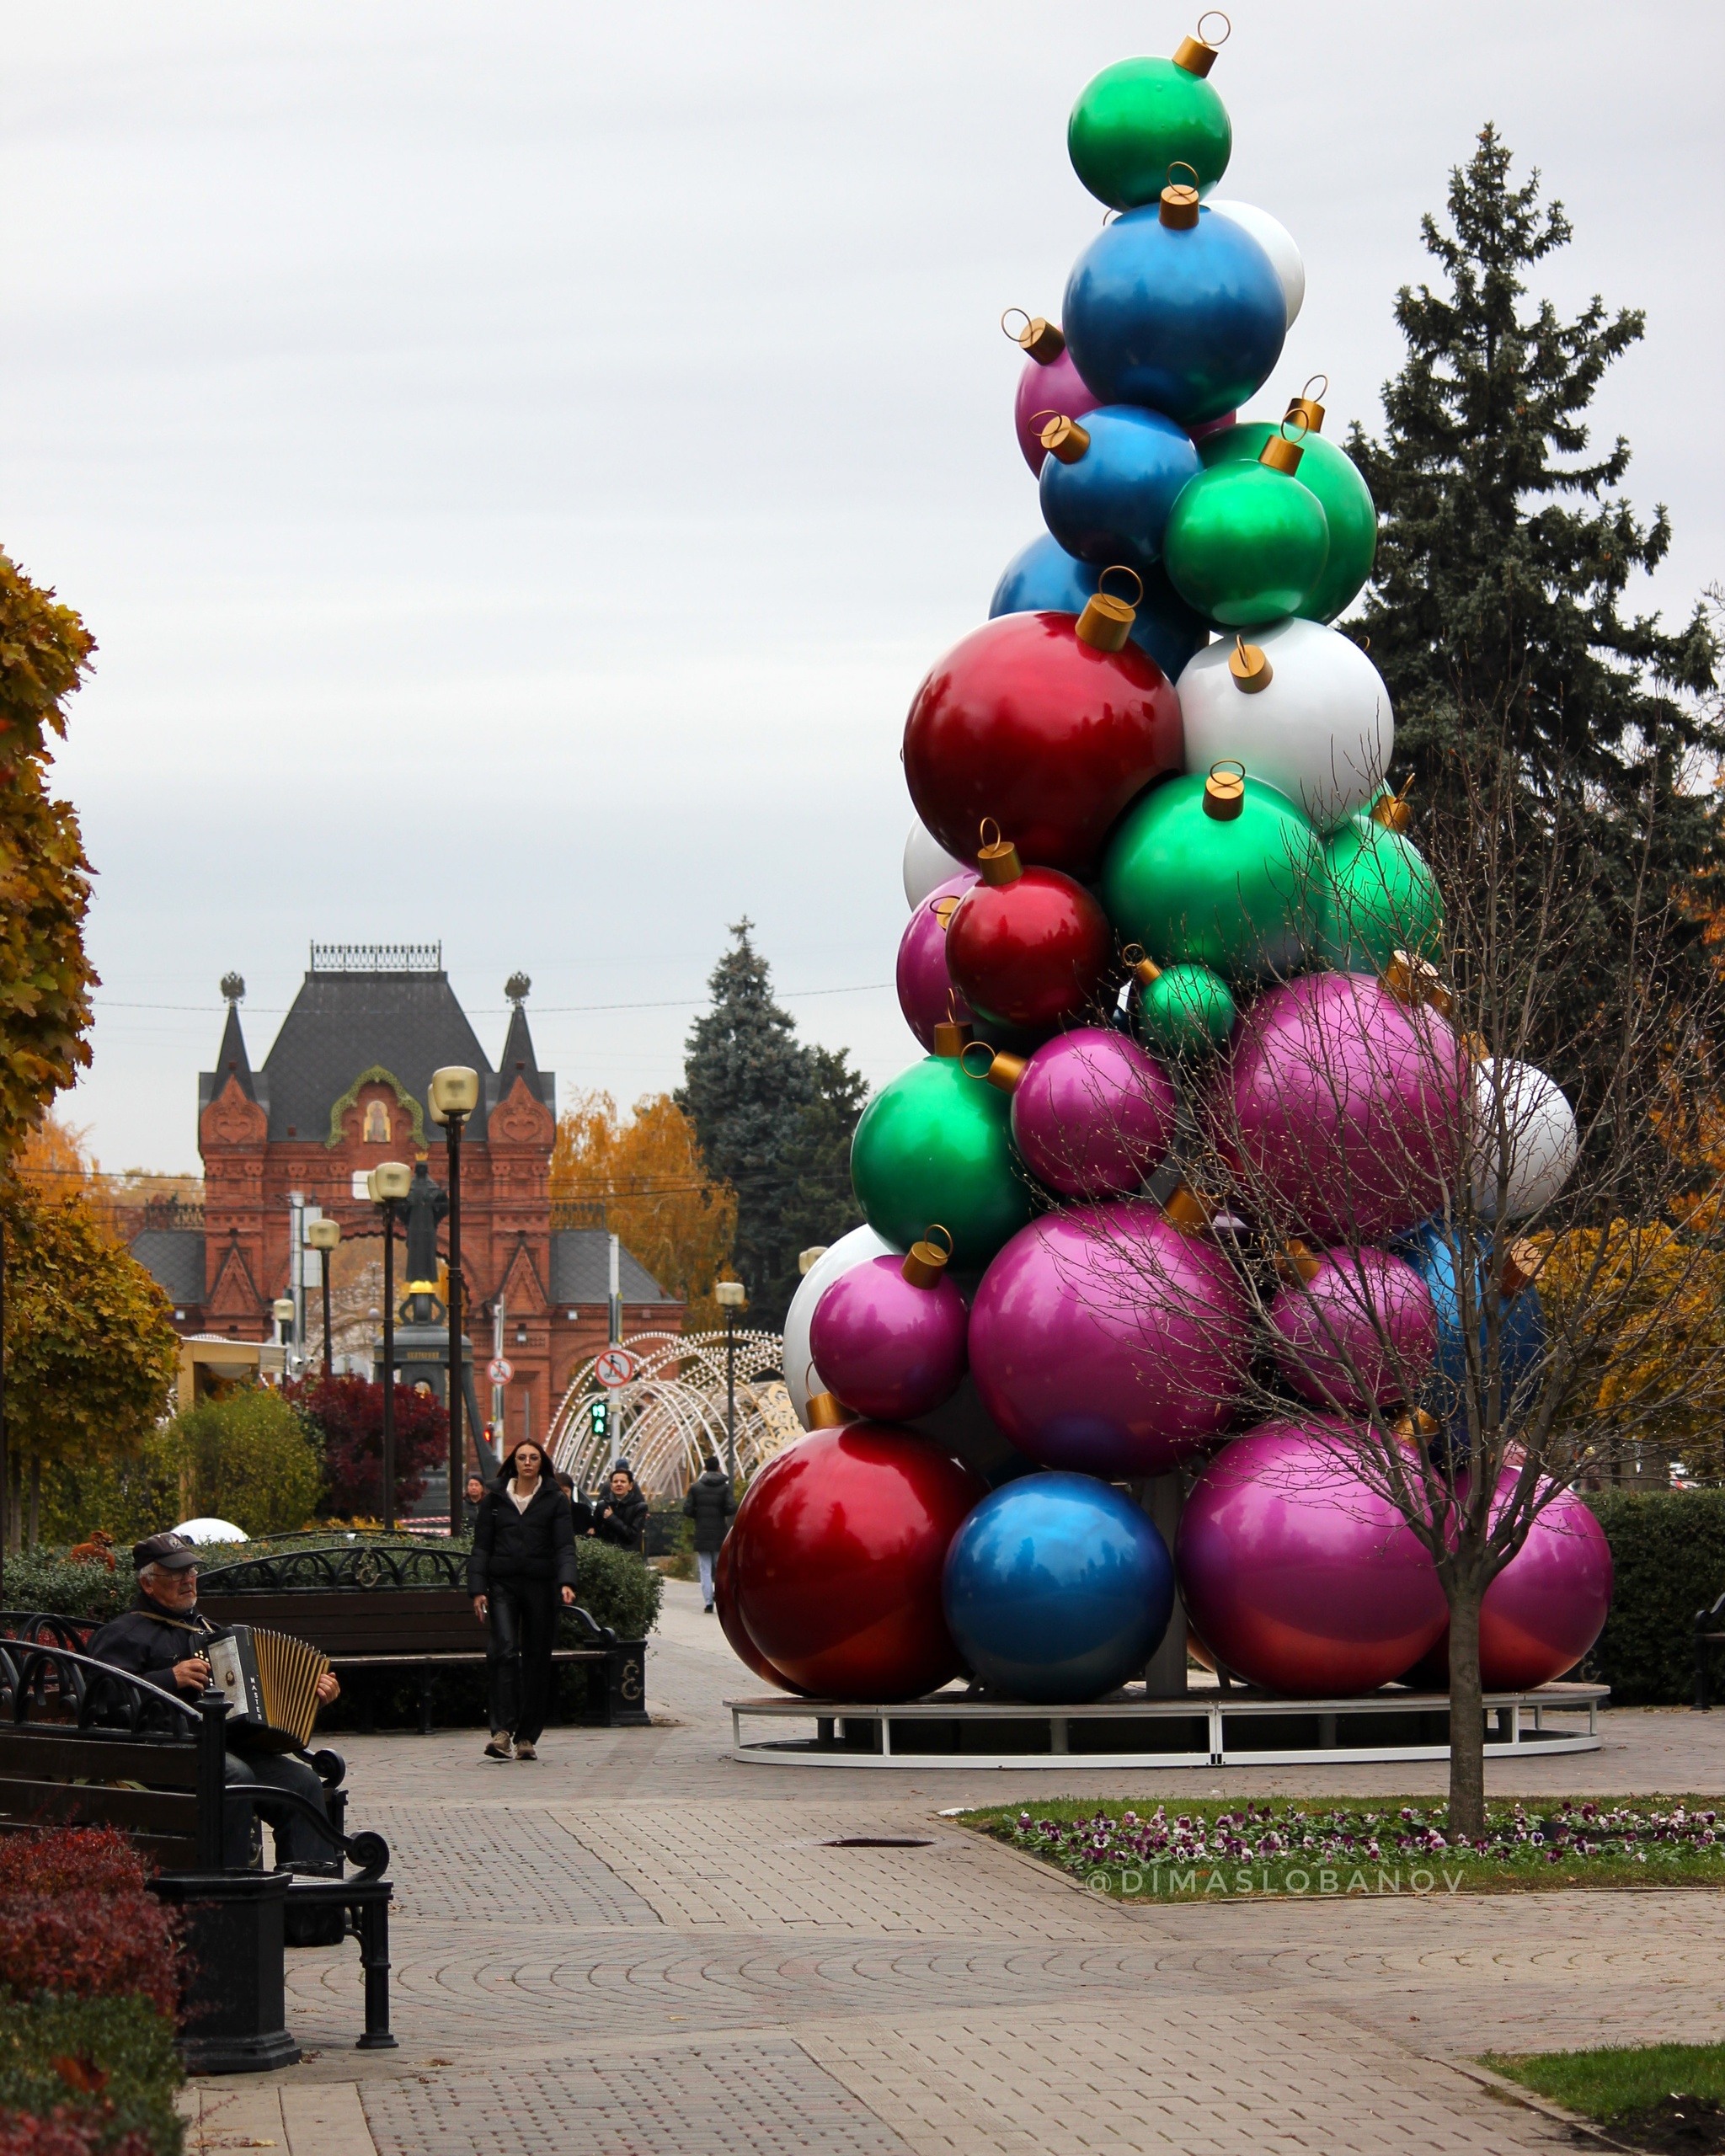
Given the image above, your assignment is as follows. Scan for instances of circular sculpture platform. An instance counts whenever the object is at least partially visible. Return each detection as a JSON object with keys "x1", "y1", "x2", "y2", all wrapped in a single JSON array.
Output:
[{"x1": 724, "y1": 1681, "x2": 1606, "y2": 1769}]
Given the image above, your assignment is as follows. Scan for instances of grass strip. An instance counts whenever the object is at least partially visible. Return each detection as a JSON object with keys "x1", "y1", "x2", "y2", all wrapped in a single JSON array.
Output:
[{"x1": 1484, "y1": 2043, "x2": 1725, "y2": 2152}]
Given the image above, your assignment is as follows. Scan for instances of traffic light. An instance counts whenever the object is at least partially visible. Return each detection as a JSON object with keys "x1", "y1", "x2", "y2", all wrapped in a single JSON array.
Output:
[{"x1": 588, "y1": 1397, "x2": 608, "y2": 1443}]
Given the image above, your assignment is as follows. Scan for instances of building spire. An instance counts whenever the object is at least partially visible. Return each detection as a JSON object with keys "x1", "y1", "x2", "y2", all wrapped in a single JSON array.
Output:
[
  {"x1": 216, "y1": 972, "x2": 255, "y2": 1100},
  {"x1": 499, "y1": 971, "x2": 541, "y2": 1091}
]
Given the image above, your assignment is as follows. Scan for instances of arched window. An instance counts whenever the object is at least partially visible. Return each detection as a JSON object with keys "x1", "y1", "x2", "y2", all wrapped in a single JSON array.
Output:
[{"x1": 363, "y1": 1099, "x2": 390, "y2": 1144}]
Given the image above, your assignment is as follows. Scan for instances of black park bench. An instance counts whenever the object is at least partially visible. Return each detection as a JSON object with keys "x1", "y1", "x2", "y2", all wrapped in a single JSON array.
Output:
[
  {"x1": 1694, "y1": 1590, "x2": 1725, "y2": 1710},
  {"x1": 0, "y1": 1615, "x2": 393, "y2": 2073},
  {"x1": 196, "y1": 1541, "x2": 649, "y2": 1732}
]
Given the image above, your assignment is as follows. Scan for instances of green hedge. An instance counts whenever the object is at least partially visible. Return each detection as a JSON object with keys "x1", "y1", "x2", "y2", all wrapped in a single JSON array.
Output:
[
  {"x1": 1583, "y1": 1491, "x2": 1725, "y2": 1706},
  {"x1": 0, "y1": 1551, "x2": 131, "y2": 1624},
  {"x1": 0, "y1": 1996, "x2": 182, "y2": 2154}
]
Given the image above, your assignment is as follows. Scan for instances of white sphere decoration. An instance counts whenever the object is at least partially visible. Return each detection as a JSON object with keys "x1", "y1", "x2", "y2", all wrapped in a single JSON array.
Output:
[
  {"x1": 1178, "y1": 617, "x2": 1394, "y2": 830},
  {"x1": 781, "y1": 1222, "x2": 900, "y2": 1422},
  {"x1": 1472, "y1": 1058, "x2": 1578, "y2": 1219},
  {"x1": 903, "y1": 819, "x2": 968, "y2": 910},
  {"x1": 172, "y1": 1517, "x2": 248, "y2": 1545},
  {"x1": 1208, "y1": 200, "x2": 1305, "y2": 329}
]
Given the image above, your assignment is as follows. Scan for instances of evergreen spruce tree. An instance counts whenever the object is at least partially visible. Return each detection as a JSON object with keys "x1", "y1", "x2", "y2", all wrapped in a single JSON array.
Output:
[
  {"x1": 1350, "y1": 127, "x2": 1720, "y2": 1102},
  {"x1": 678, "y1": 924, "x2": 868, "y2": 1330}
]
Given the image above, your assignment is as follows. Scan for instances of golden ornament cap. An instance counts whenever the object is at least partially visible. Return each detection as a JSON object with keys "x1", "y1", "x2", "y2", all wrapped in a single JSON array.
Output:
[
  {"x1": 1074, "y1": 564, "x2": 1143, "y2": 654},
  {"x1": 1258, "y1": 432, "x2": 1305, "y2": 476},
  {"x1": 1391, "y1": 1406, "x2": 1440, "y2": 1442},
  {"x1": 1172, "y1": 13, "x2": 1229, "y2": 77},
  {"x1": 1228, "y1": 635, "x2": 1273, "y2": 694},
  {"x1": 806, "y1": 1390, "x2": 850, "y2": 1429},
  {"x1": 1202, "y1": 760, "x2": 1247, "y2": 821},
  {"x1": 1162, "y1": 1180, "x2": 1215, "y2": 1235},
  {"x1": 901, "y1": 1225, "x2": 955, "y2": 1290},
  {"x1": 1370, "y1": 776, "x2": 1415, "y2": 833},
  {"x1": 1001, "y1": 309, "x2": 1065, "y2": 365},
  {"x1": 1274, "y1": 1239, "x2": 1322, "y2": 1286},
  {"x1": 975, "y1": 818, "x2": 1023, "y2": 886},
  {"x1": 1159, "y1": 162, "x2": 1202, "y2": 230},
  {"x1": 1037, "y1": 412, "x2": 1090, "y2": 465},
  {"x1": 1121, "y1": 942, "x2": 1162, "y2": 989},
  {"x1": 1499, "y1": 1240, "x2": 1543, "y2": 1299},
  {"x1": 932, "y1": 1016, "x2": 974, "y2": 1059},
  {"x1": 929, "y1": 894, "x2": 962, "y2": 931},
  {"x1": 1381, "y1": 950, "x2": 1454, "y2": 1018},
  {"x1": 960, "y1": 1041, "x2": 1027, "y2": 1095},
  {"x1": 1284, "y1": 374, "x2": 1328, "y2": 436}
]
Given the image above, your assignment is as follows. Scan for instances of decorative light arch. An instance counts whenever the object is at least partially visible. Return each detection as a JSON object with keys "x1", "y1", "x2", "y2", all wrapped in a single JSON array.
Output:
[{"x1": 549, "y1": 1329, "x2": 798, "y2": 1498}]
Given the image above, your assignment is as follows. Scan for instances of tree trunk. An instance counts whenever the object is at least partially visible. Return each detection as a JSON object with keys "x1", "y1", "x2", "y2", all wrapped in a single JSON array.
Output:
[
  {"x1": 1446, "y1": 1585, "x2": 1487, "y2": 1840},
  {"x1": 25, "y1": 1454, "x2": 39, "y2": 1550},
  {"x1": 5, "y1": 1454, "x2": 18, "y2": 1556}
]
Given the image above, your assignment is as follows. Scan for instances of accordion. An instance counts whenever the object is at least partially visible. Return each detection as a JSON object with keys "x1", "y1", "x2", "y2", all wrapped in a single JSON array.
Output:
[{"x1": 205, "y1": 1625, "x2": 331, "y2": 1753}]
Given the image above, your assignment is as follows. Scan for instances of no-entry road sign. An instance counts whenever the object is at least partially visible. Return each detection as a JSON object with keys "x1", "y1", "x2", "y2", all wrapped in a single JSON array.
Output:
[
  {"x1": 594, "y1": 1347, "x2": 640, "y2": 1389},
  {"x1": 487, "y1": 1357, "x2": 513, "y2": 1384}
]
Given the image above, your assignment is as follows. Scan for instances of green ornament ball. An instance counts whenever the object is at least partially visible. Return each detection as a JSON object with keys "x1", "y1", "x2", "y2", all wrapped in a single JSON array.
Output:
[
  {"x1": 1316, "y1": 812, "x2": 1445, "y2": 974},
  {"x1": 1067, "y1": 56, "x2": 1231, "y2": 212},
  {"x1": 1133, "y1": 961, "x2": 1238, "y2": 1055},
  {"x1": 1199, "y1": 424, "x2": 1377, "y2": 623},
  {"x1": 1163, "y1": 461, "x2": 1330, "y2": 629},
  {"x1": 1102, "y1": 772, "x2": 1322, "y2": 986},
  {"x1": 850, "y1": 1053, "x2": 1038, "y2": 1268}
]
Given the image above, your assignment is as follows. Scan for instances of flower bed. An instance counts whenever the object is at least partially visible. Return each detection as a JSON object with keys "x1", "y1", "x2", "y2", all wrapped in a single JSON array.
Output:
[
  {"x1": 0, "y1": 1832, "x2": 183, "y2": 2156},
  {"x1": 968, "y1": 1796, "x2": 1725, "y2": 1901}
]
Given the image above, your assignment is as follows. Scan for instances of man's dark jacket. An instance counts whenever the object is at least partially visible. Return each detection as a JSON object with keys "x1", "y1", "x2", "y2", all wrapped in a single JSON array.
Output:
[
  {"x1": 591, "y1": 1485, "x2": 649, "y2": 1550},
  {"x1": 467, "y1": 1480, "x2": 579, "y2": 1593},
  {"x1": 681, "y1": 1469, "x2": 737, "y2": 1554},
  {"x1": 88, "y1": 1593, "x2": 216, "y2": 1695}
]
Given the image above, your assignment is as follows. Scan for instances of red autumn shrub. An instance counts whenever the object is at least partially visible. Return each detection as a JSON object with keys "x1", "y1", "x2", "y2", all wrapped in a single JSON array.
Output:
[
  {"x1": 0, "y1": 1897, "x2": 177, "y2": 2020},
  {"x1": 0, "y1": 1830, "x2": 145, "y2": 1899},
  {"x1": 0, "y1": 2111, "x2": 152, "y2": 2156},
  {"x1": 285, "y1": 1373, "x2": 446, "y2": 1515}
]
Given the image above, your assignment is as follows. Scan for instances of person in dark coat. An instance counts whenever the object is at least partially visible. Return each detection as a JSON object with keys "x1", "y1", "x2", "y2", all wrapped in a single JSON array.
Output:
[
  {"x1": 554, "y1": 1470, "x2": 594, "y2": 1536},
  {"x1": 88, "y1": 1533, "x2": 340, "y2": 1870},
  {"x1": 590, "y1": 1463, "x2": 648, "y2": 1551},
  {"x1": 467, "y1": 1438, "x2": 577, "y2": 1761},
  {"x1": 681, "y1": 1455, "x2": 737, "y2": 1612}
]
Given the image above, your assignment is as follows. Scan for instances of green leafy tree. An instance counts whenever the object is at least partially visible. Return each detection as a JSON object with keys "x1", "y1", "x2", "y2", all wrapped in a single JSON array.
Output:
[
  {"x1": 169, "y1": 1388, "x2": 323, "y2": 1537},
  {"x1": 2, "y1": 1185, "x2": 179, "y2": 1550},
  {"x1": 1350, "y1": 126, "x2": 1720, "y2": 1107},
  {"x1": 680, "y1": 921, "x2": 871, "y2": 1330}
]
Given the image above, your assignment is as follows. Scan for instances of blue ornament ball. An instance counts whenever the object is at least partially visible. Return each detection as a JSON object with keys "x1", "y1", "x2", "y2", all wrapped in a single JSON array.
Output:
[
  {"x1": 989, "y1": 532, "x2": 1206, "y2": 683},
  {"x1": 943, "y1": 1471, "x2": 1174, "y2": 1702},
  {"x1": 1402, "y1": 1219, "x2": 1547, "y2": 1454},
  {"x1": 1038, "y1": 405, "x2": 1199, "y2": 572},
  {"x1": 1063, "y1": 205, "x2": 1285, "y2": 426}
]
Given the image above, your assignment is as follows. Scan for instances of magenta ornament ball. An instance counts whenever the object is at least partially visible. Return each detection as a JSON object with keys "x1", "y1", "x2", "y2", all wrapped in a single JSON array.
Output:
[
  {"x1": 1215, "y1": 972, "x2": 1466, "y2": 1244},
  {"x1": 1178, "y1": 1417, "x2": 1448, "y2": 1695},
  {"x1": 1014, "y1": 347, "x2": 1102, "y2": 475},
  {"x1": 895, "y1": 870, "x2": 976, "y2": 1050},
  {"x1": 1010, "y1": 1026, "x2": 1176, "y2": 1198},
  {"x1": 969, "y1": 1201, "x2": 1249, "y2": 1477},
  {"x1": 1268, "y1": 1246, "x2": 1439, "y2": 1412},
  {"x1": 808, "y1": 1255, "x2": 969, "y2": 1422}
]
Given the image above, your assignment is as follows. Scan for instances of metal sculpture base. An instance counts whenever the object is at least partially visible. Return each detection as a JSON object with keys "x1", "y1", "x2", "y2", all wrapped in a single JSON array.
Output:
[{"x1": 727, "y1": 1681, "x2": 1607, "y2": 1770}]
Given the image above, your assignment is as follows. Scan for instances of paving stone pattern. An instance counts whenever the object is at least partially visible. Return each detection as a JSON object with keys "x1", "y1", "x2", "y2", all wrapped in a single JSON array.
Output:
[{"x1": 229, "y1": 1582, "x2": 1725, "y2": 2154}]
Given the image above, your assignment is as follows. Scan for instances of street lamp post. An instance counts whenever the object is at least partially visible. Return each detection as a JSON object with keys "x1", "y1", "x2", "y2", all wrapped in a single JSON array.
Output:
[
  {"x1": 307, "y1": 1218, "x2": 340, "y2": 1380},
  {"x1": 713, "y1": 1279, "x2": 746, "y2": 1488},
  {"x1": 429, "y1": 1066, "x2": 479, "y2": 1538},
  {"x1": 368, "y1": 1162, "x2": 412, "y2": 1532},
  {"x1": 271, "y1": 1297, "x2": 295, "y2": 1372}
]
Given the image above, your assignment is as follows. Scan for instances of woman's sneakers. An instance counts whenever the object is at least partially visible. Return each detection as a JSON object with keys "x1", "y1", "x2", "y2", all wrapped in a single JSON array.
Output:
[
  {"x1": 513, "y1": 1740, "x2": 538, "y2": 1761},
  {"x1": 483, "y1": 1736, "x2": 514, "y2": 1762}
]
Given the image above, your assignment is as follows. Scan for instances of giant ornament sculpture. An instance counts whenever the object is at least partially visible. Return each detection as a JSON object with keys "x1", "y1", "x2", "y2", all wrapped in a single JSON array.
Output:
[{"x1": 720, "y1": 18, "x2": 1594, "y2": 1722}]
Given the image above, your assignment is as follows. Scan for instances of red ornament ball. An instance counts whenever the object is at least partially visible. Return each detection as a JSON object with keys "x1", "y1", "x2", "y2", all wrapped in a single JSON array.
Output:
[
  {"x1": 713, "y1": 1534, "x2": 804, "y2": 1691},
  {"x1": 946, "y1": 866, "x2": 1114, "y2": 1033},
  {"x1": 903, "y1": 612, "x2": 1182, "y2": 878},
  {"x1": 727, "y1": 1423, "x2": 986, "y2": 1700}
]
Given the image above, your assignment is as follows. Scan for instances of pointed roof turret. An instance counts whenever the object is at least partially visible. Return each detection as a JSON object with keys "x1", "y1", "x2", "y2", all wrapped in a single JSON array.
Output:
[
  {"x1": 212, "y1": 974, "x2": 255, "y2": 1101},
  {"x1": 494, "y1": 971, "x2": 554, "y2": 1113}
]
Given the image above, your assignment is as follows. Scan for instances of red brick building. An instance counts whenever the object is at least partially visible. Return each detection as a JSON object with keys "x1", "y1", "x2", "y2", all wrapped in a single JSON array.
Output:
[{"x1": 130, "y1": 945, "x2": 681, "y2": 1447}]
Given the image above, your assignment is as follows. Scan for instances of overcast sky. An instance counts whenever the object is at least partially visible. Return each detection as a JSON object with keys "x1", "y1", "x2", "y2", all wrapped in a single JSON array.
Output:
[{"x1": 4, "y1": 0, "x2": 1721, "y2": 1175}]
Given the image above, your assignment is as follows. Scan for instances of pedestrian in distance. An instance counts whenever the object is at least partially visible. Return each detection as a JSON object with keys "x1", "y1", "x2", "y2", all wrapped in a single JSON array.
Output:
[
  {"x1": 590, "y1": 1462, "x2": 649, "y2": 1551},
  {"x1": 464, "y1": 1474, "x2": 486, "y2": 1512},
  {"x1": 681, "y1": 1454, "x2": 737, "y2": 1613},
  {"x1": 554, "y1": 1470, "x2": 594, "y2": 1536},
  {"x1": 467, "y1": 1437, "x2": 577, "y2": 1762}
]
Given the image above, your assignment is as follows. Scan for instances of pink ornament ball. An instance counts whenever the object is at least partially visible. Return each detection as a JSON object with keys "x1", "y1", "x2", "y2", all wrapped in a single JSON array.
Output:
[
  {"x1": 1010, "y1": 1026, "x2": 1176, "y2": 1198},
  {"x1": 1178, "y1": 1417, "x2": 1448, "y2": 1695},
  {"x1": 1215, "y1": 972, "x2": 1466, "y2": 1244},
  {"x1": 809, "y1": 1253, "x2": 969, "y2": 1422},
  {"x1": 1407, "y1": 1473, "x2": 1613, "y2": 1691},
  {"x1": 1014, "y1": 346, "x2": 1101, "y2": 475},
  {"x1": 969, "y1": 1201, "x2": 1249, "y2": 1478},
  {"x1": 1268, "y1": 1246, "x2": 1438, "y2": 1412},
  {"x1": 895, "y1": 870, "x2": 976, "y2": 1050}
]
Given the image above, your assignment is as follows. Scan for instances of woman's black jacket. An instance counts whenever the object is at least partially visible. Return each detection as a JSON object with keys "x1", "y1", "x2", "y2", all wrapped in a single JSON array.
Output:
[
  {"x1": 591, "y1": 1486, "x2": 649, "y2": 1550},
  {"x1": 467, "y1": 1480, "x2": 579, "y2": 1594}
]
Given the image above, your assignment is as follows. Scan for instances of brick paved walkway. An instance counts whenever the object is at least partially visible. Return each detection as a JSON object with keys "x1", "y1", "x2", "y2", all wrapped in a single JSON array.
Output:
[{"x1": 184, "y1": 1581, "x2": 1725, "y2": 2156}]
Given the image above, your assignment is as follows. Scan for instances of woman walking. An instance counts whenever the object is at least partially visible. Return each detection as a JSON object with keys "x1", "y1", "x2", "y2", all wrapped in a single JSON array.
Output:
[{"x1": 467, "y1": 1437, "x2": 577, "y2": 1762}]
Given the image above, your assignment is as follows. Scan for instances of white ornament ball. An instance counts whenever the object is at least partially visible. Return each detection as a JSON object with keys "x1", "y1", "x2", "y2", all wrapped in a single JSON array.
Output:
[
  {"x1": 1178, "y1": 617, "x2": 1393, "y2": 830},
  {"x1": 1473, "y1": 1058, "x2": 1578, "y2": 1219},
  {"x1": 1208, "y1": 199, "x2": 1305, "y2": 329},
  {"x1": 903, "y1": 819, "x2": 968, "y2": 910},
  {"x1": 782, "y1": 1222, "x2": 900, "y2": 1422}
]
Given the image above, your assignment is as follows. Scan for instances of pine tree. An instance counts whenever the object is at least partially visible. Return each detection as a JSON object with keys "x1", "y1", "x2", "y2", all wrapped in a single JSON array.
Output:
[
  {"x1": 1350, "y1": 127, "x2": 1721, "y2": 1102},
  {"x1": 763, "y1": 1045, "x2": 869, "y2": 1320}
]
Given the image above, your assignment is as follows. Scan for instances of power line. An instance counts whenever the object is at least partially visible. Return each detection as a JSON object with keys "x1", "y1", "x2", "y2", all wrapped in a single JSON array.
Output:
[{"x1": 88, "y1": 981, "x2": 895, "y2": 1017}]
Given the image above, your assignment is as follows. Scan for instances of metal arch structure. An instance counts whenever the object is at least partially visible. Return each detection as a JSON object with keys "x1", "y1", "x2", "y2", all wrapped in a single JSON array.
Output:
[{"x1": 549, "y1": 1330, "x2": 799, "y2": 1499}]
